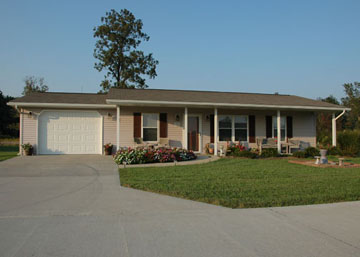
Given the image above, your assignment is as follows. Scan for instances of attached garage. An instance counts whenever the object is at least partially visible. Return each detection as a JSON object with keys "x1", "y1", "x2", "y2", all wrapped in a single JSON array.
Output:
[{"x1": 38, "y1": 111, "x2": 102, "y2": 154}]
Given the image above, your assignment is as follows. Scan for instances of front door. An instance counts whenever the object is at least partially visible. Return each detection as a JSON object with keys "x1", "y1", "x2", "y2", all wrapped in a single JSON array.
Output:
[{"x1": 188, "y1": 116, "x2": 199, "y2": 151}]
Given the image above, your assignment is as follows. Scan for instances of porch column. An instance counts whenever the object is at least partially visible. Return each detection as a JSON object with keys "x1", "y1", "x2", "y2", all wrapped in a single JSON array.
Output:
[
  {"x1": 332, "y1": 113, "x2": 336, "y2": 146},
  {"x1": 184, "y1": 107, "x2": 188, "y2": 150},
  {"x1": 277, "y1": 110, "x2": 281, "y2": 153},
  {"x1": 214, "y1": 108, "x2": 218, "y2": 156},
  {"x1": 116, "y1": 106, "x2": 120, "y2": 151}
]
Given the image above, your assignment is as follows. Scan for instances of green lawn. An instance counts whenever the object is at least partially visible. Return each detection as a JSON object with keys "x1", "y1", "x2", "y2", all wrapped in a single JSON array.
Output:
[
  {"x1": 0, "y1": 145, "x2": 19, "y2": 162},
  {"x1": 119, "y1": 158, "x2": 360, "y2": 208}
]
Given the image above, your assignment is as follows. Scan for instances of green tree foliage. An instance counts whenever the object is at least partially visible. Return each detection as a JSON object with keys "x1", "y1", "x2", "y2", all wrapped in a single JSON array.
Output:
[
  {"x1": 0, "y1": 91, "x2": 18, "y2": 138},
  {"x1": 22, "y1": 76, "x2": 49, "y2": 96},
  {"x1": 316, "y1": 95, "x2": 340, "y2": 146},
  {"x1": 93, "y1": 9, "x2": 159, "y2": 92},
  {"x1": 341, "y1": 82, "x2": 360, "y2": 129}
]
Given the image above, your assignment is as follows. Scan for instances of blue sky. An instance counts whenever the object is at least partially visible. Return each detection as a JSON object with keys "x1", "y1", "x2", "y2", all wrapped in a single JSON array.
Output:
[{"x1": 0, "y1": 0, "x2": 359, "y2": 99}]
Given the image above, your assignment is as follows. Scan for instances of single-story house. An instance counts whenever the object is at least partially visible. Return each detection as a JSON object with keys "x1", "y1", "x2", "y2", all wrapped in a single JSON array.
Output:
[{"x1": 8, "y1": 88, "x2": 349, "y2": 155}]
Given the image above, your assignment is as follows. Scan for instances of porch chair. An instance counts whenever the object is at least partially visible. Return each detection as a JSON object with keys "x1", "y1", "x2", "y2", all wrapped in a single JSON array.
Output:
[
  {"x1": 158, "y1": 138, "x2": 170, "y2": 148},
  {"x1": 134, "y1": 137, "x2": 147, "y2": 149}
]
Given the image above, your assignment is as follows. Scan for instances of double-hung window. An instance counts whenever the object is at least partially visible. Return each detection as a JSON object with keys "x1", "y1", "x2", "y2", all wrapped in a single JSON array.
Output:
[
  {"x1": 234, "y1": 116, "x2": 248, "y2": 141},
  {"x1": 219, "y1": 116, "x2": 232, "y2": 141},
  {"x1": 219, "y1": 115, "x2": 248, "y2": 142},
  {"x1": 272, "y1": 116, "x2": 286, "y2": 141},
  {"x1": 143, "y1": 113, "x2": 158, "y2": 142}
]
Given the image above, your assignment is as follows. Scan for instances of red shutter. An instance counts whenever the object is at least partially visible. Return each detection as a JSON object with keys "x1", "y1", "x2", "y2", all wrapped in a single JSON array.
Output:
[
  {"x1": 287, "y1": 116, "x2": 293, "y2": 138},
  {"x1": 210, "y1": 114, "x2": 214, "y2": 143},
  {"x1": 249, "y1": 115, "x2": 256, "y2": 143},
  {"x1": 160, "y1": 113, "x2": 167, "y2": 138},
  {"x1": 133, "y1": 113, "x2": 141, "y2": 138},
  {"x1": 266, "y1": 116, "x2": 272, "y2": 138}
]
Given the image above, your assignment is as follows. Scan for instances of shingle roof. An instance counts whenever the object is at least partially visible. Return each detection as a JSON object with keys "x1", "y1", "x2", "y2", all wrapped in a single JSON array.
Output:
[
  {"x1": 107, "y1": 88, "x2": 344, "y2": 109},
  {"x1": 9, "y1": 88, "x2": 347, "y2": 110},
  {"x1": 10, "y1": 92, "x2": 107, "y2": 104}
]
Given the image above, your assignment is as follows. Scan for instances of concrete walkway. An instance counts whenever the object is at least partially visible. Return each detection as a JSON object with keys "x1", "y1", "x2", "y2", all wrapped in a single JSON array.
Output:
[{"x1": 0, "y1": 156, "x2": 359, "y2": 257}]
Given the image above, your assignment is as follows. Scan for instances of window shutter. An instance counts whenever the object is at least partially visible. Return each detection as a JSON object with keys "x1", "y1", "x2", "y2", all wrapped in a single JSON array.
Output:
[
  {"x1": 287, "y1": 116, "x2": 293, "y2": 138},
  {"x1": 160, "y1": 113, "x2": 167, "y2": 138},
  {"x1": 249, "y1": 115, "x2": 256, "y2": 143},
  {"x1": 266, "y1": 116, "x2": 272, "y2": 138},
  {"x1": 133, "y1": 113, "x2": 141, "y2": 138},
  {"x1": 210, "y1": 114, "x2": 214, "y2": 143}
]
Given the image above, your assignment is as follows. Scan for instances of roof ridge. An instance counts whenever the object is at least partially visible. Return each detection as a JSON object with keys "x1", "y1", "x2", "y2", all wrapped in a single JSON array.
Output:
[
  {"x1": 27, "y1": 92, "x2": 106, "y2": 96},
  {"x1": 110, "y1": 87, "x2": 291, "y2": 97}
]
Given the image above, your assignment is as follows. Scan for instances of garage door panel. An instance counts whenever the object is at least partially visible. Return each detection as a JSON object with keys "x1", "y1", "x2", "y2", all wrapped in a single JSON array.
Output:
[{"x1": 39, "y1": 111, "x2": 102, "y2": 154}]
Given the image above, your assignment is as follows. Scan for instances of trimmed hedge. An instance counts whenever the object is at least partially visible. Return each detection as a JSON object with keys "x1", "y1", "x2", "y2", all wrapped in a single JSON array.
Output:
[{"x1": 260, "y1": 148, "x2": 279, "y2": 158}]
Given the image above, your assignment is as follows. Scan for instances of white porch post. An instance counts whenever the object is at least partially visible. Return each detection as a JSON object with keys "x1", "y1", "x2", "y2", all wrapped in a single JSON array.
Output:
[
  {"x1": 214, "y1": 108, "x2": 218, "y2": 156},
  {"x1": 184, "y1": 107, "x2": 188, "y2": 150},
  {"x1": 332, "y1": 113, "x2": 336, "y2": 146},
  {"x1": 116, "y1": 106, "x2": 120, "y2": 151},
  {"x1": 277, "y1": 110, "x2": 281, "y2": 153}
]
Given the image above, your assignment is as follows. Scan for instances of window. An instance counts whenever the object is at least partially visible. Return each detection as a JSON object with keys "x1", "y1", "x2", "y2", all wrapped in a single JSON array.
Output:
[
  {"x1": 143, "y1": 113, "x2": 158, "y2": 141},
  {"x1": 235, "y1": 116, "x2": 247, "y2": 141},
  {"x1": 272, "y1": 116, "x2": 286, "y2": 141},
  {"x1": 219, "y1": 116, "x2": 232, "y2": 141},
  {"x1": 219, "y1": 115, "x2": 248, "y2": 142}
]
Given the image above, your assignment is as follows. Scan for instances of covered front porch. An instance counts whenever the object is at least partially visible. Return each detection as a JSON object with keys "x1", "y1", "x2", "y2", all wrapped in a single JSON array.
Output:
[{"x1": 111, "y1": 104, "x2": 341, "y2": 155}]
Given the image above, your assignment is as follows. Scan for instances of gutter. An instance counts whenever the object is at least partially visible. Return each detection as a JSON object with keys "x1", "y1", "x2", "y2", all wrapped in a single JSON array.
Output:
[
  {"x1": 7, "y1": 102, "x2": 117, "y2": 109},
  {"x1": 106, "y1": 99, "x2": 350, "y2": 112}
]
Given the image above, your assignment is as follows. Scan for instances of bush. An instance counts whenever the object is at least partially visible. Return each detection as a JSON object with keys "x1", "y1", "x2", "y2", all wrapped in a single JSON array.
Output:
[
  {"x1": 260, "y1": 148, "x2": 279, "y2": 158},
  {"x1": 113, "y1": 147, "x2": 197, "y2": 165},
  {"x1": 327, "y1": 146, "x2": 342, "y2": 156},
  {"x1": 304, "y1": 147, "x2": 320, "y2": 158},
  {"x1": 337, "y1": 130, "x2": 360, "y2": 157},
  {"x1": 230, "y1": 149, "x2": 258, "y2": 159},
  {"x1": 293, "y1": 151, "x2": 306, "y2": 158}
]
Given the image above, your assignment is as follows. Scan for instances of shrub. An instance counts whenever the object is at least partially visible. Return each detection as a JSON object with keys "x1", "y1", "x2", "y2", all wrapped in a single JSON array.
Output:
[
  {"x1": 230, "y1": 150, "x2": 258, "y2": 159},
  {"x1": 260, "y1": 148, "x2": 279, "y2": 158},
  {"x1": 293, "y1": 151, "x2": 306, "y2": 158},
  {"x1": 327, "y1": 146, "x2": 342, "y2": 156},
  {"x1": 337, "y1": 130, "x2": 360, "y2": 157},
  {"x1": 113, "y1": 147, "x2": 197, "y2": 165},
  {"x1": 304, "y1": 147, "x2": 320, "y2": 158}
]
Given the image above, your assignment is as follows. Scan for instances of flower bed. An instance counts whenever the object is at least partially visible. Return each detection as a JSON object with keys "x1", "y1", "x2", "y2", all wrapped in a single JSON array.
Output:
[{"x1": 113, "y1": 147, "x2": 197, "y2": 165}]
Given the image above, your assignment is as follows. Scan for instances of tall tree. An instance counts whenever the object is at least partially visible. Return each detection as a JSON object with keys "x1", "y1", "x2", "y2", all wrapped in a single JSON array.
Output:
[
  {"x1": 341, "y1": 82, "x2": 360, "y2": 129},
  {"x1": 22, "y1": 76, "x2": 49, "y2": 96},
  {"x1": 93, "y1": 9, "x2": 159, "y2": 92}
]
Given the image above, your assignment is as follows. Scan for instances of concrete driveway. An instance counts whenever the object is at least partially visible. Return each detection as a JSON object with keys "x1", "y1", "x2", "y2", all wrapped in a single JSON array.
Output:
[{"x1": 0, "y1": 156, "x2": 359, "y2": 257}]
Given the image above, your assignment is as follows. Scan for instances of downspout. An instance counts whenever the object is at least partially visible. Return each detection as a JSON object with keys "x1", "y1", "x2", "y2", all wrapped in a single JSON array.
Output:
[{"x1": 332, "y1": 109, "x2": 346, "y2": 147}]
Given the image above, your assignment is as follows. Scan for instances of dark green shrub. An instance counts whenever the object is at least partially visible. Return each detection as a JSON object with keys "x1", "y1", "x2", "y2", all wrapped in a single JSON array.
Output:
[
  {"x1": 293, "y1": 151, "x2": 306, "y2": 158},
  {"x1": 304, "y1": 147, "x2": 320, "y2": 158},
  {"x1": 327, "y1": 146, "x2": 342, "y2": 156},
  {"x1": 337, "y1": 130, "x2": 360, "y2": 157},
  {"x1": 260, "y1": 148, "x2": 279, "y2": 158},
  {"x1": 230, "y1": 150, "x2": 258, "y2": 159}
]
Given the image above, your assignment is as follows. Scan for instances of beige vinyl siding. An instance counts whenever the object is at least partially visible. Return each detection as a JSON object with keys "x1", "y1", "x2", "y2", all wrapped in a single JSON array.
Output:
[
  {"x1": 18, "y1": 106, "x2": 317, "y2": 155},
  {"x1": 21, "y1": 108, "x2": 40, "y2": 154},
  {"x1": 118, "y1": 107, "x2": 184, "y2": 149},
  {"x1": 98, "y1": 110, "x2": 117, "y2": 152}
]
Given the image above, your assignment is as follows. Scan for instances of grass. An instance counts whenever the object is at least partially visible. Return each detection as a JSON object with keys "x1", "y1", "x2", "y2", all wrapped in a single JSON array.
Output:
[
  {"x1": 0, "y1": 145, "x2": 19, "y2": 162},
  {"x1": 119, "y1": 158, "x2": 360, "y2": 208}
]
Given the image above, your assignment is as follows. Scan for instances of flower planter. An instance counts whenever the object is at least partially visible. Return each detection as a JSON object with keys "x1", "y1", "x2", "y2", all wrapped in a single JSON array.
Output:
[
  {"x1": 24, "y1": 148, "x2": 33, "y2": 156},
  {"x1": 104, "y1": 146, "x2": 113, "y2": 155}
]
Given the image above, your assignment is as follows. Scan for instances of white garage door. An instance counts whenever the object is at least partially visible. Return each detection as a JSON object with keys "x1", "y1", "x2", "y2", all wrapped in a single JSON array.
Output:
[{"x1": 38, "y1": 111, "x2": 102, "y2": 154}]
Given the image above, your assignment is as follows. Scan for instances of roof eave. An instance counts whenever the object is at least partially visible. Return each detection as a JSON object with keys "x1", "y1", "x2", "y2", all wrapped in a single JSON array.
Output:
[
  {"x1": 7, "y1": 102, "x2": 116, "y2": 109},
  {"x1": 106, "y1": 99, "x2": 350, "y2": 112}
]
